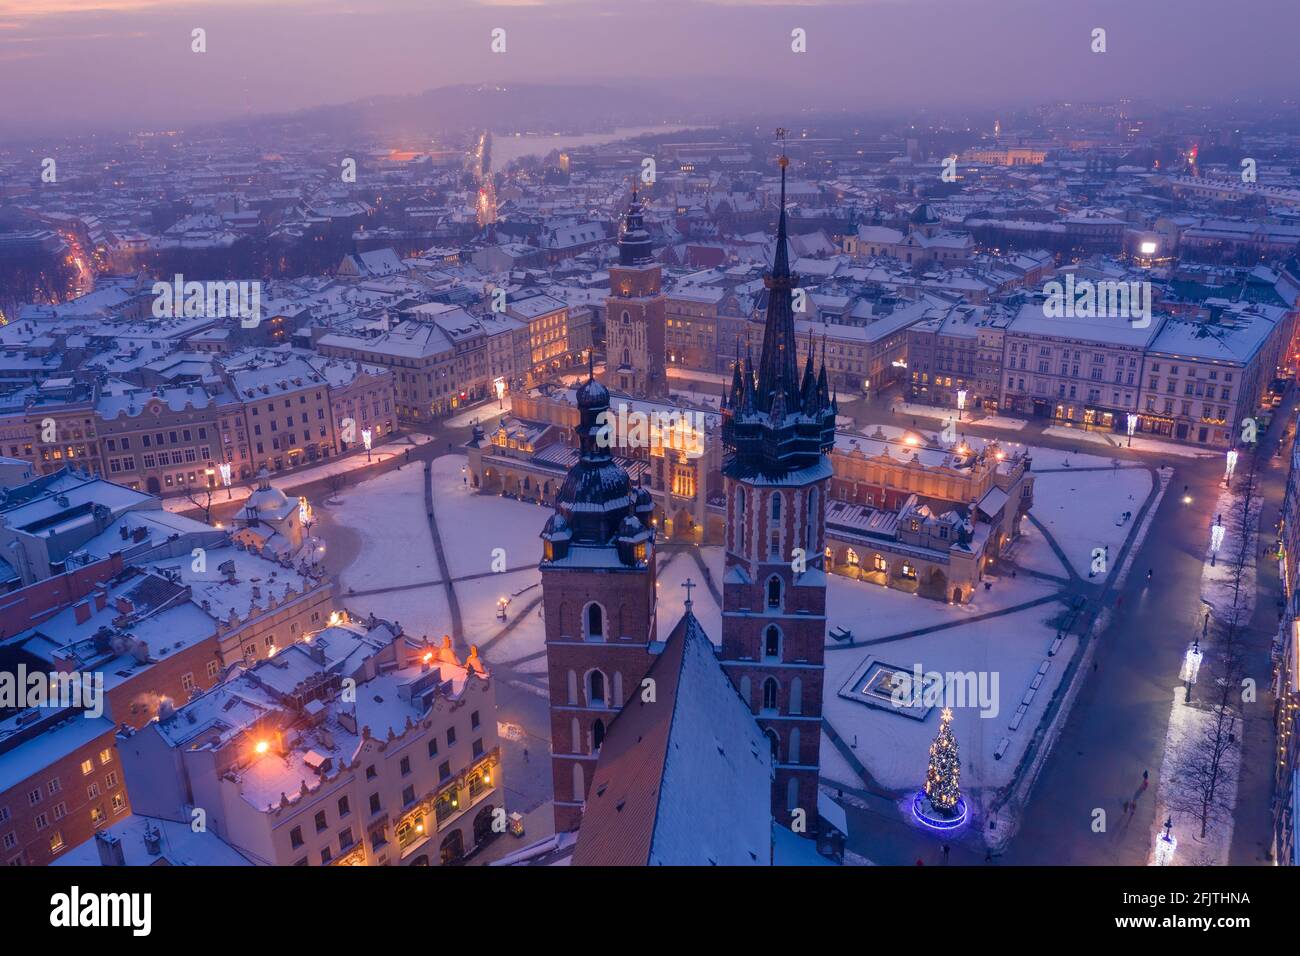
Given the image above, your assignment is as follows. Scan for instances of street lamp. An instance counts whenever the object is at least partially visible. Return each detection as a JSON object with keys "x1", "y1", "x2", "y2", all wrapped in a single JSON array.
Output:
[
  {"x1": 1224, "y1": 448, "x2": 1239, "y2": 487},
  {"x1": 494, "y1": 376, "x2": 506, "y2": 409},
  {"x1": 1209, "y1": 517, "x2": 1225, "y2": 567},
  {"x1": 1181, "y1": 638, "x2": 1203, "y2": 703},
  {"x1": 1126, "y1": 413, "x2": 1138, "y2": 448},
  {"x1": 362, "y1": 428, "x2": 373, "y2": 463},
  {"x1": 218, "y1": 461, "x2": 233, "y2": 500},
  {"x1": 497, "y1": 596, "x2": 508, "y2": 621},
  {"x1": 956, "y1": 389, "x2": 967, "y2": 422},
  {"x1": 1154, "y1": 817, "x2": 1176, "y2": 866}
]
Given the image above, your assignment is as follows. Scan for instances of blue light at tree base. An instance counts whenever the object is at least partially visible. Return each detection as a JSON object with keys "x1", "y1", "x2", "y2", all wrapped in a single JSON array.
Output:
[{"x1": 912, "y1": 791, "x2": 969, "y2": 832}]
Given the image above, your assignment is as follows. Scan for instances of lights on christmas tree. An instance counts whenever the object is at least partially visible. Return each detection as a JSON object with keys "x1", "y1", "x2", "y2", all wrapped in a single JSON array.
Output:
[{"x1": 913, "y1": 706, "x2": 968, "y2": 830}]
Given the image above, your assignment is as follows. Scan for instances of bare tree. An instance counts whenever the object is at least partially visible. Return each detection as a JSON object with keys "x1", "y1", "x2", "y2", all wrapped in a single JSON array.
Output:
[
  {"x1": 185, "y1": 483, "x2": 215, "y2": 525},
  {"x1": 1169, "y1": 608, "x2": 1247, "y2": 839}
]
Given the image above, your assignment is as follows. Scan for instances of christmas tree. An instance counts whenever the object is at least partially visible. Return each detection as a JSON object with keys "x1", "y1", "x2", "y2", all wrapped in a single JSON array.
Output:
[{"x1": 924, "y1": 707, "x2": 961, "y2": 815}]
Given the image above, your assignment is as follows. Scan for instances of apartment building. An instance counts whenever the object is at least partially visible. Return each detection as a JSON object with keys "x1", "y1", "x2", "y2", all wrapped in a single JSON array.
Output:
[
  {"x1": 1000, "y1": 304, "x2": 1158, "y2": 431},
  {"x1": 1138, "y1": 303, "x2": 1288, "y2": 447},
  {"x1": 118, "y1": 619, "x2": 503, "y2": 867}
]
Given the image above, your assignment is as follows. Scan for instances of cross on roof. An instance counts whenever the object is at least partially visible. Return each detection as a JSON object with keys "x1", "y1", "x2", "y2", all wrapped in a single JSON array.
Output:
[{"x1": 682, "y1": 577, "x2": 696, "y2": 611}]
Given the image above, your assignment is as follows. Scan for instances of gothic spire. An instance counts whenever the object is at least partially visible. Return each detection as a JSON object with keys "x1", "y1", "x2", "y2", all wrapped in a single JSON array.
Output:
[{"x1": 755, "y1": 135, "x2": 800, "y2": 415}]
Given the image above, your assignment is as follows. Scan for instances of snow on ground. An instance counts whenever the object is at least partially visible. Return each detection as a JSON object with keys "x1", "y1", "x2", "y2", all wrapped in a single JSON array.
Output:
[
  {"x1": 430, "y1": 454, "x2": 550, "y2": 578},
  {"x1": 345, "y1": 584, "x2": 452, "y2": 644},
  {"x1": 445, "y1": 396, "x2": 513, "y2": 429},
  {"x1": 1148, "y1": 689, "x2": 1240, "y2": 866},
  {"x1": 967, "y1": 415, "x2": 1029, "y2": 431},
  {"x1": 1043, "y1": 425, "x2": 1218, "y2": 460},
  {"x1": 1031, "y1": 467, "x2": 1153, "y2": 577},
  {"x1": 656, "y1": 548, "x2": 723, "y2": 644},
  {"x1": 1004, "y1": 522, "x2": 1070, "y2": 579},
  {"x1": 162, "y1": 434, "x2": 430, "y2": 514},
  {"x1": 462, "y1": 569, "x2": 546, "y2": 672},
  {"x1": 1200, "y1": 483, "x2": 1263, "y2": 626},
  {"x1": 825, "y1": 565, "x2": 1056, "y2": 640},
  {"x1": 889, "y1": 401, "x2": 955, "y2": 420},
  {"x1": 666, "y1": 367, "x2": 731, "y2": 386},
  {"x1": 820, "y1": 600, "x2": 1072, "y2": 794},
  {"x1": 330, "y1": 464, "x2": 441, "y2": 590}
]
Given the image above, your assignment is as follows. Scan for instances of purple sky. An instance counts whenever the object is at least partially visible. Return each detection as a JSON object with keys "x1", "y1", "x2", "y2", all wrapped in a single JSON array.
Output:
[{"x1": 2, "y1": 0, "x2": 1297, "y2": 137}]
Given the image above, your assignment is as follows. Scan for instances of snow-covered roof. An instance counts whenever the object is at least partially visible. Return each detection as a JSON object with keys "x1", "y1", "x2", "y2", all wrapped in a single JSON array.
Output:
[{"x1": 572, "y1": 612, "x2": 773, "y2": 866}]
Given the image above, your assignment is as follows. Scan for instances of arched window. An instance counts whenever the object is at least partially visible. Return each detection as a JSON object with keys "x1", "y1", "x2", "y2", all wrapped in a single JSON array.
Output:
[
  {"x1": 572, "y1": 762, "x2": 585, "y2": 802},
  {"x1": 592, "y1": 719, "x2": 606, "y2": 752},
  {"x1": 571, "y1": 717, "x2": 581, "y2": 753},
  {"x1": 566, "y1": 670, "x2": 578, "y2": 705},
  {"x1": 764, "y1": 625, "x2": 781, "y2": 659},
  {"x1": 765, "y1": 729, "x2": 779, "y2": 760},
  {"x1": 585, "y1": 603, "x2": 604, "y2": 639},
  {"x1": 771, "y1": 491, "x2": 782, "y2": 521},
  {"x1": 621, "y1": 310, "x2": 630, "y2": 325},
  {"x1": 789, "y1": 676, "x2": 803, "y2": 715},
  {"x1": 762, "y1": 677, "x2": 779, "y2": 711},
  {"x1": 588, "y1": 670, "x2": 606, "y2": 707},
  {"x1": 767, "y1": 576, "x2": 781, "y2": 609},
  {"x1": 786, "y1": 777, "x2": 799, "y2": 811},
  {"x1": 846, "y1": 548, "x2": 860, "y2": 567},
  {"x1": 789, "y1": 727, "x2": 801, "y2": 765}
]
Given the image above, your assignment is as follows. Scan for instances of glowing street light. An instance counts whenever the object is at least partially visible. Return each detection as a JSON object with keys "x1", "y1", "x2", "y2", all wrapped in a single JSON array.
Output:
[
  {"x1": 1209, "y1": 517, "x2": 1225, "y2": 567},
  {"x1": 218, "y1": 461, "x2": 233, "y2": 499},
  {"x1": 1126, "y1": 413, "x2": 1138, "y2": 448},
  {"x1": 362, "y1": 428, "x2": 373, "y2": 462},
  {"x1": 497, "y1": 596, "x2": 508, "y2": 621},
  {"x1": 1154, "y1": 817, "x2": 1176, "y2": 865},
  {"x1": 1181, "y1": 638, "x2": 1203, "y2": 703},
  {"x1": 1224, "y1": 448, "x2": 1239, "y2": 486},
  {"x1": 494, "y1": 376, "x2": 506, "y2": 409}
]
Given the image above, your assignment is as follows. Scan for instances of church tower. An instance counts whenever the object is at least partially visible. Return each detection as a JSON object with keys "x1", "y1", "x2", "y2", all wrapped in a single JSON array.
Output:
[
  {"x1": 539, "y1": 365, "x2": 658, "y2": 832},
  {"x1": 719, "y1": 145, "x2": 836, "y2": 836},
  {"x1": 604, "y1": 189, "x2": 667, "y2": 398}
]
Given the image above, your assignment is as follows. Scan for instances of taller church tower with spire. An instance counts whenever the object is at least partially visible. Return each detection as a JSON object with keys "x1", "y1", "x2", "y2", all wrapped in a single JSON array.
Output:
[
  {"x1": 538, "y1": 364, "x2": 659, "y2": 833},
  {"x1": 718, "y1": 142, "x2": 836, "y2": 836},
  {"x1": 604, "y1": 188, "x2": 667, "y2": 398}
]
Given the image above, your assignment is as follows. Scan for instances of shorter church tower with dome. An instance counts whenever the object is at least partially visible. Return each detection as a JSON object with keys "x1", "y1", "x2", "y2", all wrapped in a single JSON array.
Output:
[{"x1": 539, "y1": 362, "x2": 659, "y2": 833}]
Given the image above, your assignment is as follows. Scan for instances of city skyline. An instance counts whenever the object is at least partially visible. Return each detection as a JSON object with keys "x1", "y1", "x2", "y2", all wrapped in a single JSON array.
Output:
[{"x1": 3, "y1": 0, "x2": 1300, "y2": 138}]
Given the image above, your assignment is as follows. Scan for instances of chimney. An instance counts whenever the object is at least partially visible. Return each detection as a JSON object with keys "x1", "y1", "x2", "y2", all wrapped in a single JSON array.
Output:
[
  {"x1": 114, "y1": 596, "x2": 133, "y2": 615},
  {"x1": 93, "y1": 589, "x2": 108, "y2": 612},
  {"x1": 95, "y1": 831, "x2": 126, "y2": 867},
  {"x1": 143, "y1": 822, "x2": 162, "y2": 857},
  {"x1": 73, "y1": 600, "x2": 92, "y2": 625}
]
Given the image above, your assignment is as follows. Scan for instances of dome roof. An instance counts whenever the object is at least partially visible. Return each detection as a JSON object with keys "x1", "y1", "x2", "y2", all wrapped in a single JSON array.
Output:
[{"x1": 576, "y1": 374, "x2": 609, "y2": 409}]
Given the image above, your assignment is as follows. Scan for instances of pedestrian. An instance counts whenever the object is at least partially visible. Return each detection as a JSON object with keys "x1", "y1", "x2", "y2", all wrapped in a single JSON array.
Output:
[
  {"x1": 1123, "y1": 800, "x2": 1129, "y2": 814},
  {"x1": 523, "y1": 747, "x2": 529, "y2": 762},
  {"x1": 942, "y1": 844, "x2": 950, "y2": 863},
  {"x1": 915, "y1": 858, "x2": 924, "y2": 866},
  {"x1": 1143, "y1": 769, "x2": 1149, "y2": 783},
  {"x1": 1146, "y1": 568, "x2": 1153, "y2": 581},
  {"x1": 1093, "y1": 661, "x2": 1098, "y2": 672}
]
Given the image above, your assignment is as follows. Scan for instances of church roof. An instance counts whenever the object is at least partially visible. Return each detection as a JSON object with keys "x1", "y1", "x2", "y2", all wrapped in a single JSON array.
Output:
[{"x1": 572, "y1": 613, "x2": 774, "y2": 866}]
